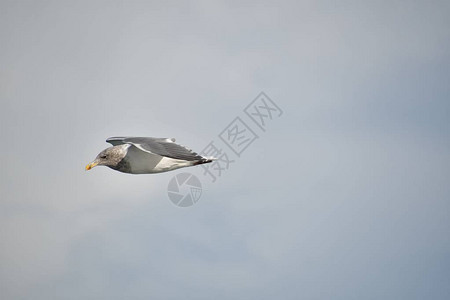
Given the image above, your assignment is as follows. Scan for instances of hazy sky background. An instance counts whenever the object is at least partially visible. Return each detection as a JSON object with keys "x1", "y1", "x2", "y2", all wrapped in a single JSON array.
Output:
[{"x1": 1, "y1": 1, "x2": 449, "y2": 299}]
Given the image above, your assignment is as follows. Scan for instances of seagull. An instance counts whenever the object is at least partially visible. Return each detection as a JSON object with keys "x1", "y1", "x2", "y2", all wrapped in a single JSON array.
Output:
[{"x1": 85, "y1": 137, "x2": 214, "y2": 174}]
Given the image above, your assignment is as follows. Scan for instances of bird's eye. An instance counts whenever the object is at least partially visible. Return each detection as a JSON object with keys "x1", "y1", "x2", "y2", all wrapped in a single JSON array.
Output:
[{"x1": 100, "y1": 155, "x2": 107, "y2": 159}]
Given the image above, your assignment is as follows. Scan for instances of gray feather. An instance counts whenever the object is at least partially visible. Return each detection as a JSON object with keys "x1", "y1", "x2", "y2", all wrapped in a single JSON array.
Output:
[{"x1": 106, "y1": 137, "x2": 203, "y2": 161}]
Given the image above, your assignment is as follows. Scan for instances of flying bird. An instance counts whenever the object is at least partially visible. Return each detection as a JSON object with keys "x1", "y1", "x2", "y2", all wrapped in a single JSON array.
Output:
[{"x1": 85, "y1": 137, "x2": 214, "y2": 174}]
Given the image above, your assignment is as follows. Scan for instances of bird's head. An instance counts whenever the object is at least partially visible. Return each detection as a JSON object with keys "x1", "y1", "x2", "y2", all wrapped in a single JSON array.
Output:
[{"x1": 85, "y1": 146, "x2": 126, "y2": 171}]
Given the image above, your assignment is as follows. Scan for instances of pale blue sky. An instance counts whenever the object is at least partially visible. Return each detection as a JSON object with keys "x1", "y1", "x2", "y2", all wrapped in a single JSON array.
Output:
[{"x1": 1, "y1": 1, "x2": 449, "y2": 299}]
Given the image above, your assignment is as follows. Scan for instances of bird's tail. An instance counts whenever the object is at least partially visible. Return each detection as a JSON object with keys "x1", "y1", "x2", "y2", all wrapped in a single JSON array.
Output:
[{"x1": 193, "y1": 157, "x2": 216, "y2": 166}]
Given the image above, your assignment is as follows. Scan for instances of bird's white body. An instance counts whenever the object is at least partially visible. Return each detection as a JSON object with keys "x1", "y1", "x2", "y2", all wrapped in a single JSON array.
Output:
[{"x1": 124, "y1": 144, "x2": 195, "y2": 174}]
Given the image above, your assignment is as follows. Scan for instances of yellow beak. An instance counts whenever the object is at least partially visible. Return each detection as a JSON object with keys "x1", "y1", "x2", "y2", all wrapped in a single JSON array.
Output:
[{"x1": 85, "y1": 161, "x2": 98, "y2": 171}]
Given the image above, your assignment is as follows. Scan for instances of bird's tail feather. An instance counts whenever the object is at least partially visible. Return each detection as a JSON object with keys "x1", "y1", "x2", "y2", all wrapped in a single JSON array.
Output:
[{"x1": 193, "y1": 157, "x2": 216, "y2": 166}]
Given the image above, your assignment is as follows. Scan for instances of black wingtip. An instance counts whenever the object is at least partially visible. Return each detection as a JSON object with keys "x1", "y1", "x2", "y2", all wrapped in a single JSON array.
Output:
[{"x1": 193, "y1": 158, "x2": 214, "y2": 166}]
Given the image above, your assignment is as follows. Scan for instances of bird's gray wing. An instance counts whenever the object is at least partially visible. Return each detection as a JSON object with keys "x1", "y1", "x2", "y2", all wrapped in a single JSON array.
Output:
[
  {"x1": 107, "y1": 137, "x2": 203, "y2": 161},
  {"x1": 106, "y1": 136, "x2": 129, "y2": 146},
  {"x1": 107, "y1": 136, "x2": 175, "y2": 146}
]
